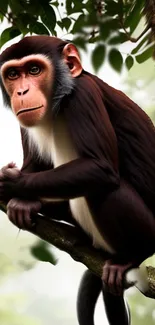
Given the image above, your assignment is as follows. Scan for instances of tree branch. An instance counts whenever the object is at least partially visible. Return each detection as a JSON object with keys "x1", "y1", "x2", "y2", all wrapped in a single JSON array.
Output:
[
  {"x1": 120, "y1": 22, "x2": 150, "y2": 43},
  {"x1": 0, "y1": 202, "x2": 155, "y2": 298}
]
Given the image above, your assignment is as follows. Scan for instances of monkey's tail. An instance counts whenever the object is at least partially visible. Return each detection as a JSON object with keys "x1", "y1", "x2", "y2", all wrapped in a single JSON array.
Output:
[
  {"x1": 77, "y1": 270, "x2": 131, "y2": 325},
  {"x1": 77, "y1": 270, "x2": 101, "y2": 325}
]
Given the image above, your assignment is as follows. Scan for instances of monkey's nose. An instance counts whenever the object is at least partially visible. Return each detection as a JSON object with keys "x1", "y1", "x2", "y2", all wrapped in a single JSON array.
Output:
[{"x1": 17, "y1": 88, "x2": 29, "y2": 96}]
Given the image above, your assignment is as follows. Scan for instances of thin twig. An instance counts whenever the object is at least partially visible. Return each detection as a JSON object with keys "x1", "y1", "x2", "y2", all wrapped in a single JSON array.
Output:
[{"x1": 120, "y1": 23, "x2": 150, "y2": 43}]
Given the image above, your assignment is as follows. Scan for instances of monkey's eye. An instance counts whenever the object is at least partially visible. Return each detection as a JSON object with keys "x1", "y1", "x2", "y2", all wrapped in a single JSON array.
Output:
[
  {"x1": 29, "y1": 65, "x2": 41, "y2": 75},
  {"x1": 7, "y1": 68, "x2": 19, "y2": 80}
]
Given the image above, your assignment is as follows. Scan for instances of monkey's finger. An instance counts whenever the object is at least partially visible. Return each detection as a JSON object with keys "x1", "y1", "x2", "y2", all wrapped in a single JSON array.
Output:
[
  {"x1": 115, "y1": 270, "x2": 123, "y2": 296},
  {"x1": 0, "y1": 165, "x2": 11, "y2": 179},
  {"x1": 7, "y1": 162, "x2": 17, "y2": 168},
  {"x1": 2, "y1": 168, "x2": 21, "y2": 180},
  {"x1": 108, "y1": 268, "x2": 117, "y2": 295},
  {"x1": 102, "y1": 264, "x2": 110, "y2": 285},
  {"x1": 7, "y1": 208, "x2": 17, "y2": 227},
  {"x1": 17, "y1": 209, "x2": 28, "y2": 230},
  {"x1": 2, "y1": 162, "x2": 16, "y2": 171},
  {"x1": 23, "y1": 210, "x2": 33, "y2": 229}
]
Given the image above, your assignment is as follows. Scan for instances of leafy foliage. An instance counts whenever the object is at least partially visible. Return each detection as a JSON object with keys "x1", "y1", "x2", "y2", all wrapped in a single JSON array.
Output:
[
  {"x1": 91, "y1": 44, "x2": 106, "y2": 72},
  {"x1": 109, "y1": 48, "x2": 123, "y2": 72},
  {"x1": 125, "y1": 55, "x2": 134, "y2": 70},
  {"x1": 31, "y1": 240, "x2": 57, "y2": 265},
  {"x1": 0, "y1": 0, "x2": 155, "y2": 72}
]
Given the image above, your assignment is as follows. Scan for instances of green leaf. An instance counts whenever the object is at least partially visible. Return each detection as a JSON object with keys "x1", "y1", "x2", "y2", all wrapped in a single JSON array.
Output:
[
  {"x1": 66, "y1": 0, "x2": 84, "y2": 15},
  {"x1": 72, "y1": 0, "x2": 85, "y2": 13},
  {"x1": 109, "y1": 18, "x2": 120, "y2": 30},
  {"x1": 125, "y1": 55, "x2": 134, "y2": 70},
  {"x1": 14, "y1": 13, "x2": 33, "y2": 34},
  {"x1": 26, "y1": 0, "x2": 42, "y2": 15},
  {"x1": 105, "y1": 1, "x2": 119, "y2": 16},
  {"x1": 52, "y1": 29, "x2": 57, "y2": 36},
  {"x1": 0, "y1": 0, "x2": 9, "y2": 14},
  {"x1": 92, "y1": 44, "x2": 106, "y2": 72},
  {"x1": 89, "y1": 35, "x2": 100, "y2": 44},
  {"x1": 85, "y1": 0, "x2": 94, "y2": 14},
  {"x1": 108, "y1": 33, "x2": 127, "y2": 45},
  {"x1": 73, "y1": 37, "x2": 87, "y2": 50},
  {"x1": 9, "y1": 0, "x2": 26, "y2": 15},
  {"x1": 131, "y1": 34, "x2": 149, "y2": 55},
  {"x1": 123, "y1": 0, "x2": 134, "y2": 15},
  {"x1": 135, "y1": 45, "x2": 154, "y2": 63},
  {"x1": 31, "y1": 241, "x2": 57, "y2": 265},
  {"x1": 40, "y1": 4, "x2": 56, "y2": 33},
  {"x1": 62, "y1": 17, "x2": 72, "y2": 31},
  {"x1": 16, "y1": 13, "x2": 32, "y2": 26},
  {"x1": 57, "y1": 20, "x2": 63, "y2": 29},
  {"x1": 66, "y1": 0, "x2": 86, "y2": 15},
  {"x1": 124, "y1": 0, "x2": 145, "y2": 33},
  {"x1": 66, "y1": 0, "x2": 73, "y2": 15},
  {"x1": 29, "y1": 21, "x2": 50, "y2": 35},
  {"x1": 0, "y1": 13, "x2": 4, "y2": 22},
  {"x1": 100, "y1": 18, "x2": 119, "y2": 41},
  {"x1": 39, "y1": 0, "x2": 51, "y2": 3},
  {"x1": 72, "y1": 14, "x2": 86, "y2": 34},
  {"x1": 109, "y1": 48, "x2": 123, "y2": 72},
  {"x1": 51, "y1": 1, "x2": 59, "y2": 7},
  {"x1": 0, "y1": 27, "x2": 21, "y2": 48},
  {"x1": 86, "y1": 12, "x2": 98, "y2": 26},
  {"x1": 100, "y1": 22, "x2": 111, "y2": 40},
  {"x1": 117, "y1": 0, "x2": 124, "y2": 19}
]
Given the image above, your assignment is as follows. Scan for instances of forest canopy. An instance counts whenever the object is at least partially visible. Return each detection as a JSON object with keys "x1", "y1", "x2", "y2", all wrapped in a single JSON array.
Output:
[{"x1": 0, "y1": 0, "x2": 155, "y2": 72}]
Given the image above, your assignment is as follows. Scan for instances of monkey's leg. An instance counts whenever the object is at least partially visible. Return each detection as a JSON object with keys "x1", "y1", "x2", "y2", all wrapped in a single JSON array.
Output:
[
  {"x1": 98, "y1": 181, "x2": 155, "y2": 296},
  {"x1": 102, "y1": 284, "x2": 130, "y2": 325},
  {"x1": 77, "y1": 270, "x2": 130, "y2": 325}
]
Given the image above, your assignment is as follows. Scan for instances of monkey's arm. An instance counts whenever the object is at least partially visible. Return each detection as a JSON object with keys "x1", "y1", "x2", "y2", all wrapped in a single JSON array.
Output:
[
  {"x1": 2, "y1": 129, "x2": 75, "y2": 227},
  {"x1": 1, "y1": 157, "x2": 120, "y2": 200}
]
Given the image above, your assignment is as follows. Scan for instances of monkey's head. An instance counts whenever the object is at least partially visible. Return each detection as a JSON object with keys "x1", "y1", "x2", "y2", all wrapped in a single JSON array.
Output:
[{"x1": 0, "y1": 36, "x2": 82, "y2": 127}]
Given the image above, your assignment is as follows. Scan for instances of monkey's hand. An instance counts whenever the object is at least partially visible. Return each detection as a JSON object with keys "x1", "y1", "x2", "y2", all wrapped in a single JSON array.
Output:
[
  {"x1": 0, "y1": 162, "x2": 21, "y2": 201},
  {"x1": 0, "y1": 162, "x2": 20, "y2": 178},
  {"x1": 102, "y1": 260, "x2": 135, "y2": 296},
  {"x1": 7, "y1": 198, "x2": 42, "y2": 229}
]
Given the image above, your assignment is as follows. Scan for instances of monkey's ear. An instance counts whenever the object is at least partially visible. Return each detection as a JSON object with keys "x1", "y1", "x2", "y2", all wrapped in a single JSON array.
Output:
[{"x1": 62, "y1": 43, "x2": 82, "y2": 77}]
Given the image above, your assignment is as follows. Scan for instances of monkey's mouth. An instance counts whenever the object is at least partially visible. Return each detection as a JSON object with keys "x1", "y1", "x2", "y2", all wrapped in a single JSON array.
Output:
[{"x1": 17, "y1": 105, "x2": 43, "y2": 116}]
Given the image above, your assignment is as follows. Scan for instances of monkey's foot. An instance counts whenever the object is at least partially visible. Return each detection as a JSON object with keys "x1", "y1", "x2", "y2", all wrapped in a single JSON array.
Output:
[{"x1": 102, "y1": 260, "x2": 133, "y2": 296}]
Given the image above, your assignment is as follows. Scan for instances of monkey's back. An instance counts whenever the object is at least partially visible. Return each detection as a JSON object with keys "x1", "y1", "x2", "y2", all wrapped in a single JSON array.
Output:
[{"x1": 85, "y1": 71, "x2": 155, "y2": 214}]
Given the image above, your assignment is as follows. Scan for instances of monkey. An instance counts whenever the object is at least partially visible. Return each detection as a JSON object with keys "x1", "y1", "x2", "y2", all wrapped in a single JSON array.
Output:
[
  {"x1": 77, "y1": 269, "x2": 130, "y2": 325},
  {"x1": 1, "y1": 36, "x2": 155, "y2": 325}
]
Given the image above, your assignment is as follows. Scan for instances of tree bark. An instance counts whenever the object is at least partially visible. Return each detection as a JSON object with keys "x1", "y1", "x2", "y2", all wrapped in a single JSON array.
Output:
[{"x1": 0, "y1": 202, "x2": 155, "y2": 299}]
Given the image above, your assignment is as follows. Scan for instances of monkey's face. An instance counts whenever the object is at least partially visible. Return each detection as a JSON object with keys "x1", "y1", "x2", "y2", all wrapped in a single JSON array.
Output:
[{"x1": 1, "y1": 54, "x2": 54, "y2": 127}]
